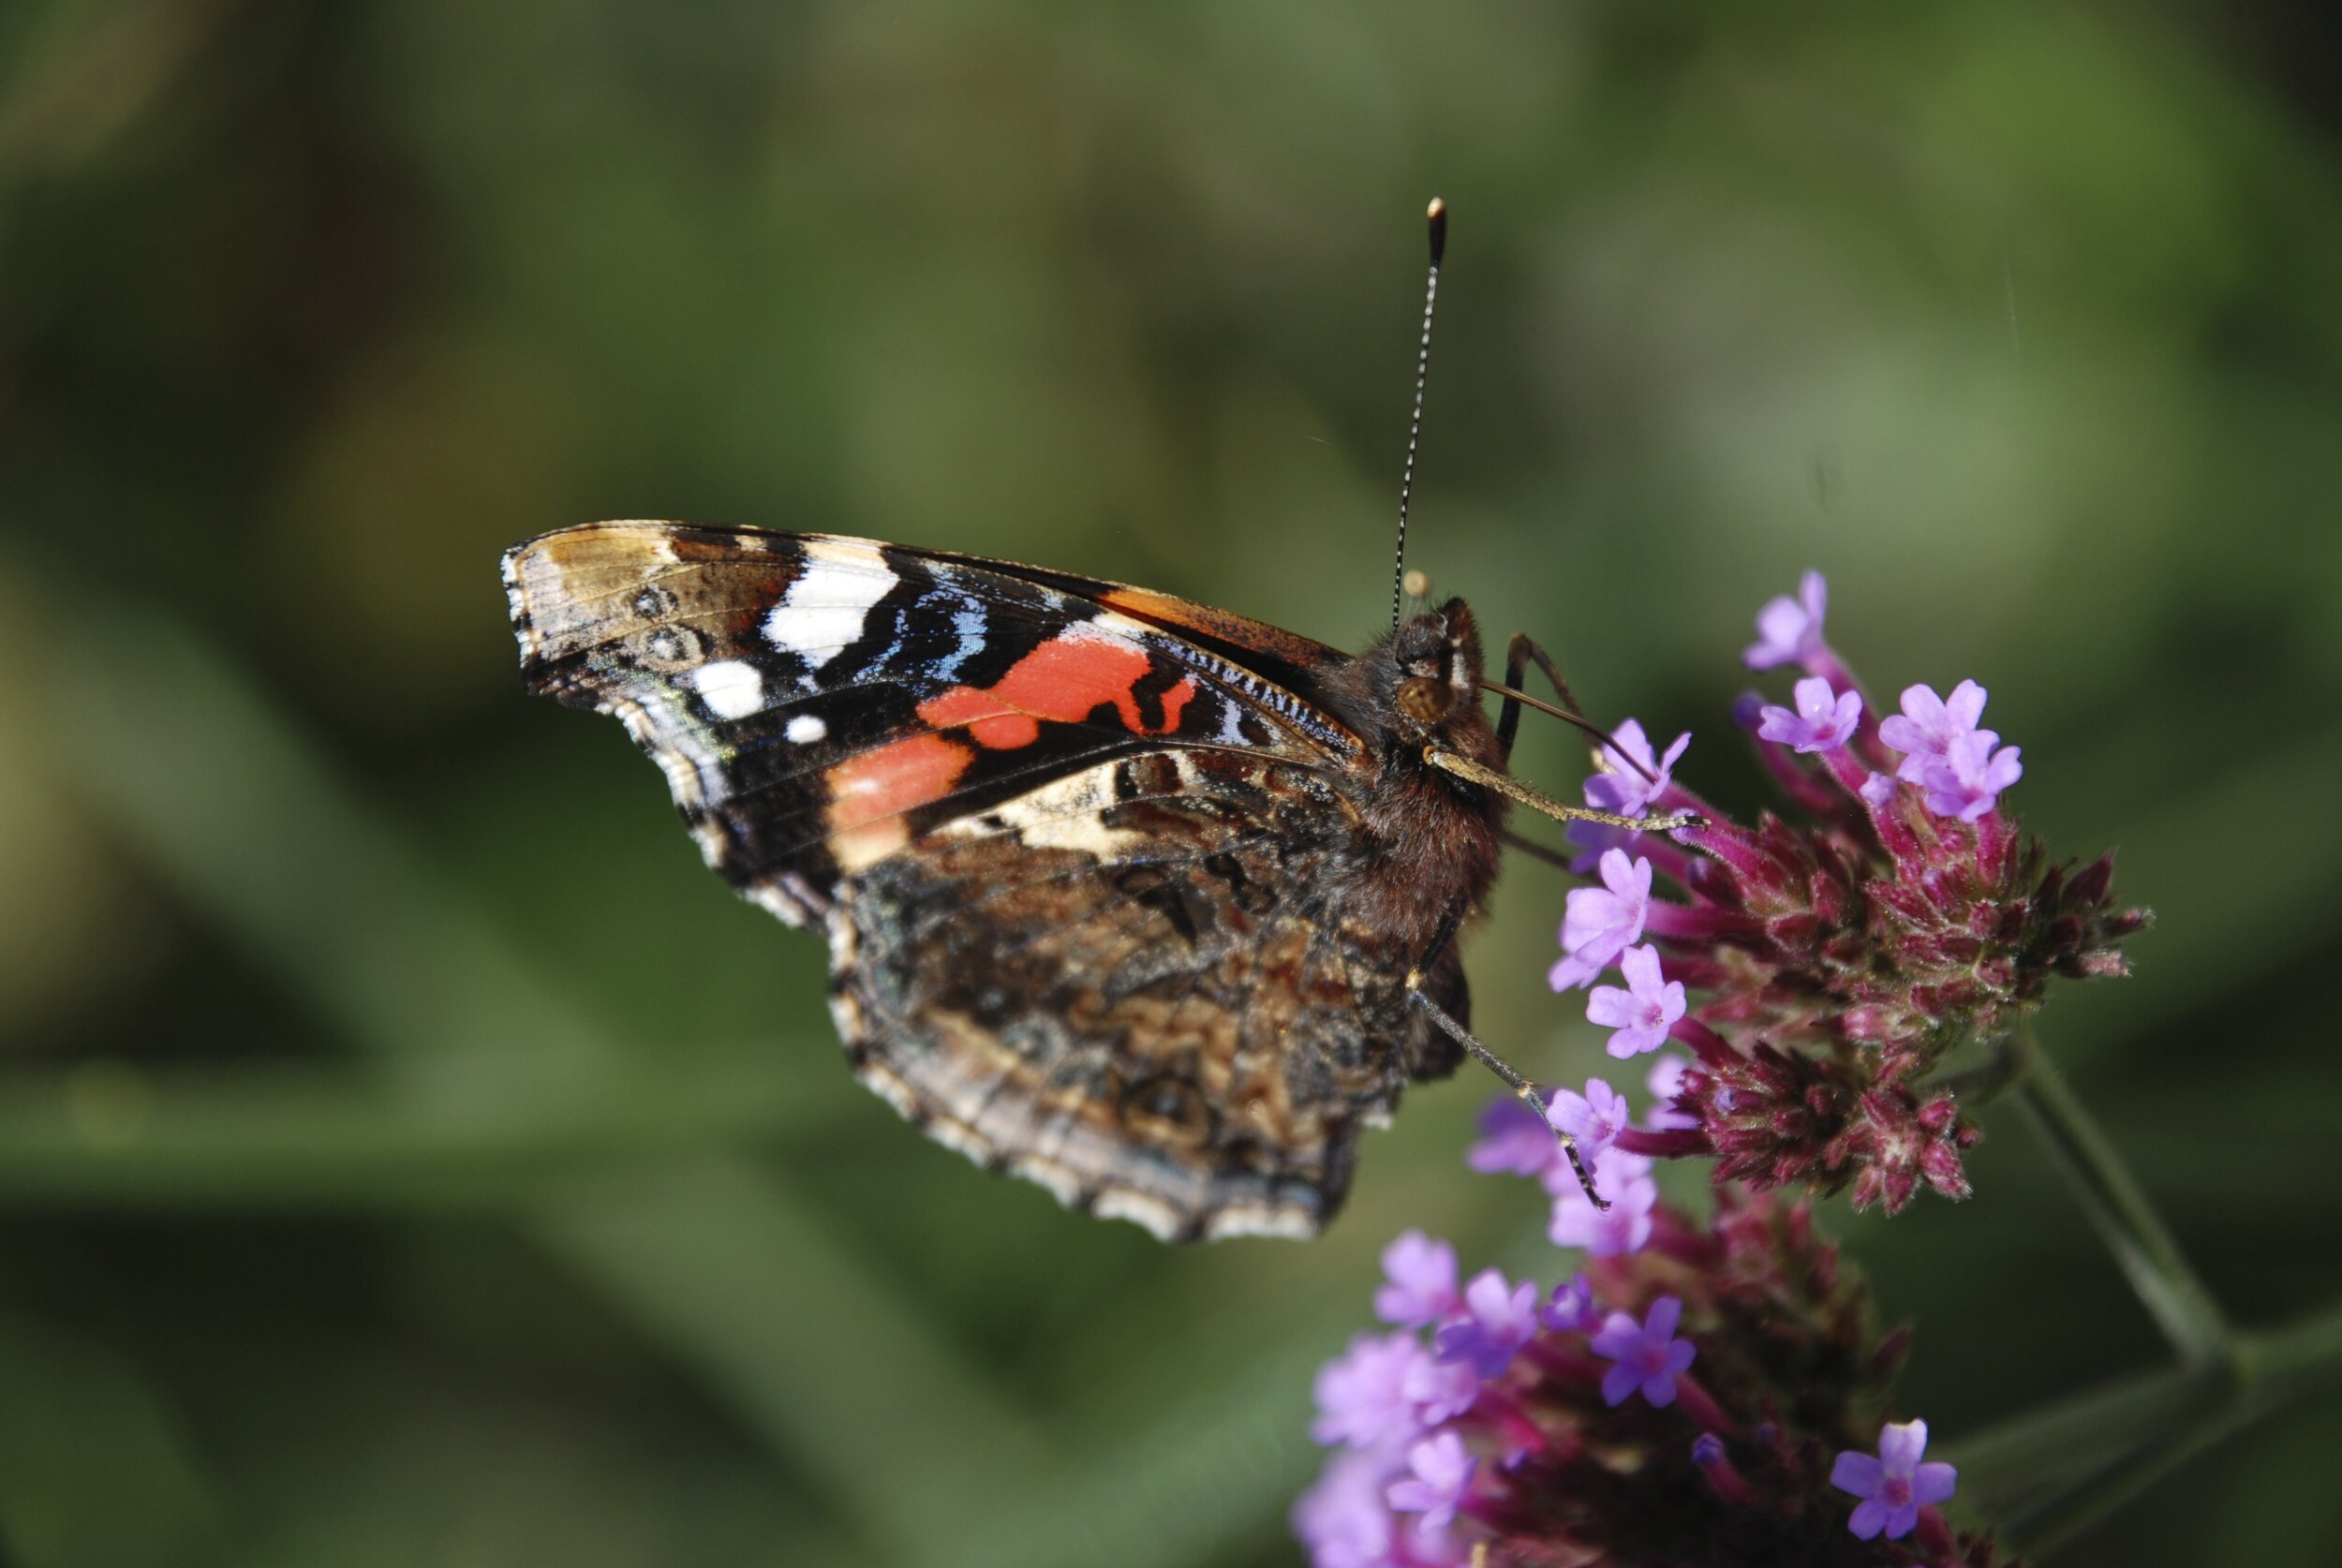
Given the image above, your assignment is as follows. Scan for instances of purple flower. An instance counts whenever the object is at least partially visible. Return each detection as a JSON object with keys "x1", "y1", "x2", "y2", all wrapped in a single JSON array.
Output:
[
  {"x1": 1879, "y1": 680, "x2": 1990, "y2": 782},
  {"x1": 1435, "y1": 1269, "x2": 1541, "y2": 1379},
  {"x1": 1916, "y1": 731, "x2": 2023, "y2": 822},
  {"x1": 1589, "y1": 1295, "x2": 1697, "y2": 1408},
  {"x1": 1386, "y1": 1433, "x2": 1477, "y2": 1534},
  {"x1": 1312, "y1": 1332, "x2": 1432, "y2": 1449},
  {"x1": 1550, "y1": 1158, "x2": 1659, "y2": 1257},
  {"x1": 1858, "y1": 770, "x2": 1897, "y2": 808},
  {"x1": 1402, "y1": 1351, "x2": 1482, "y2": 1427},
  {"x1": 1467, "y1": 1095, "x2": 1564, "y2": 1181},
  {"x1": 1586, "y1": 945, "x2": 1685, "y2": 1058},
  {"x1": 1375, "y1": 1231, "x2": 1461, "y2": 1328},
  {"x1": 1583, "y1": 719, "x2": 1691, "y2": 822},
  {"x1": 1831, "y1": 1418, "x2": 1957, "y2": 1541},
  {"x1": 1546, "y1": 1078, "x2": 1628, "y2": 1165},
  {"x1": 1549, "y1": 851, "x2": 1653, "y2": 990},
  {"x1": 1541, "y1": 1274, "x2": 1597, "y2": 1333},
  {"x1": 1293, "y1": 1446, "x2": 1401, "y2": 1568},
  {"x1": 1756, "y1": 675, "x2": 1861, "y2": 755},
  {"x1": 1642, "y1": 1057, "x2": 1699, "y2": 1132},
  {"x1": 1743, "y1": 570, "x2": 1829, "y2": 670}
]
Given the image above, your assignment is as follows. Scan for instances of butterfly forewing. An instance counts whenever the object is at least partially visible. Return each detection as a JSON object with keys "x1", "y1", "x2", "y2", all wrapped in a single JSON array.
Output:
[{"x1": 503, "y1": 524, "x2": 1357, "y2": 925}]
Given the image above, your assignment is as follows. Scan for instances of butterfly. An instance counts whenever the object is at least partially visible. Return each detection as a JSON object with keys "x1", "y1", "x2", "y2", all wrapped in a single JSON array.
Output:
[
  {"x1": 502, "y1": 525, "x2": 1689, "y2": 1240},
  {"x1": 498, "y1": 204, "x2": 1691, "y2": 1241}
]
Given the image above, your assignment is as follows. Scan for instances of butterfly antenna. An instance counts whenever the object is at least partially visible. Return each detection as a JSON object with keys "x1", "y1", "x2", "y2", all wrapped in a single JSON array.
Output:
[{"x1": 1391, "y1": 197, "x2": 1447, "y2": 627}]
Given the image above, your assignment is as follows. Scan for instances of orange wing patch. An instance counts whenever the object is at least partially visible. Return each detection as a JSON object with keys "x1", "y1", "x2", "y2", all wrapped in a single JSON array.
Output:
[
  {"x1": 825, "y1": 733, "x2": 975, "y2": 869},
  {"x1": 918, "y1": 629, "x2": 1195, "y2": 751}
]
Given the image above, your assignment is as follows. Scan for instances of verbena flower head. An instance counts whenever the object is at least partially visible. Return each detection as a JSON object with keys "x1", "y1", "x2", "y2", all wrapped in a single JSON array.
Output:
[
  {"x1": 1549, "y1": 570, "x2": 2150, "y2": 1214},
  {"x1": 1295, "y1": 1179, "x2": 2010, "y2": 1567}
]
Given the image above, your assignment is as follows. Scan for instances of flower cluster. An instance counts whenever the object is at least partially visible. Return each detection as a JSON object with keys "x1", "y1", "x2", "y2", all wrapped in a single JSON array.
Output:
[
  {"x1": 1295, "y1": 1170, "x2": 2008, "y2": 1567},
  {"x1": 1547, "y1": 570, "x2": 2150, "y2": 1213}
]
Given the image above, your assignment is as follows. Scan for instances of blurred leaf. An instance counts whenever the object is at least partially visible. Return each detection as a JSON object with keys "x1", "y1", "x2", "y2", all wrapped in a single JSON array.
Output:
[{"x1": 0, "y1": 1310, "x2": 221, "y2": 1568}]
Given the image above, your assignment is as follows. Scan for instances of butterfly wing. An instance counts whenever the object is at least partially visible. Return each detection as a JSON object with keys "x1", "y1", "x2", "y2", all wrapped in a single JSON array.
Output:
[
  {"x1": 503, "y1": 522, "x2": 1360, "y2": 925},
  {"x1": 504, "y1": 522, "x2": 1460, "y2": 1238},
  {"x1": 833, "y1": 748, "x2": 1466, "y2": 1239}
]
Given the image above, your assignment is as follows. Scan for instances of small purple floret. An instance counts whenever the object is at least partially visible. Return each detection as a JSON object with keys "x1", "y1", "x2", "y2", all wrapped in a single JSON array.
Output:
[
  {"x1": 1550, "y1": 1160, "x2": 1659, "y2": 1257},
  {"x1": 1916, "y1": 731, "x2": 2023, "y2": 822},
  {"x1": 1468, "y1": 1095, "x2": 1564, "y2": 1181},
  {"x1": 1549, "y1": 850, "x2": 1654, "y2": 990},
  {"x1": 1743, "y1": 570, "x2": 1829, "y2": 671},
  {"x1": 1586, "y1": 945, "x2": 1685, "y2": 1058},
  {"x1": 1292, "y1": 1446, "x2": 1399, "y2": 1568},
  {"x1": 1583, "y1": 719, "x2": 1691, "y2": 822},
  {"x1": 1756, "y1": 675, "x2": 1861, "y2": 754},
  {"x1": 1386, "y1": 1432, "x2": 1477, "y2": 1534},
  {"x1": 1374, "y1": 1231, "x2": 1462, "y2": 1328},
  {"x1": 1831, "y1": 1418, "x2": 1957, "y2": 1541},
  {"x1": 1546, "y1": 1078, "x2": 1628, "y2": 1164},
  {"x1": 1589, "y1": 1294, "x2": 1697, "y2": 1408},
  {"x1": 1435, "y1": 1268, "x2": 1542, "y2": 1379},
  {"x1": 1312, "y1": 1331, "x2": 1430, "y2": 1449},
  {"x1": 1879, "y1": 681, "x2": 1990, "y2": 778},
  {"x1": 1541, "y1": 1274, "x2": 1597, "y2": 1333},
  {"x1": 1402, "y1": 1352, "x2": 1482, "y2": 1427}
]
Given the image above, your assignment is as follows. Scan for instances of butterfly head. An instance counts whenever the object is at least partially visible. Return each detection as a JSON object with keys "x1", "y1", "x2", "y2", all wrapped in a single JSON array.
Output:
[{"x1": 1377, "y1": 597, "x2": 1485, "y2": 740}]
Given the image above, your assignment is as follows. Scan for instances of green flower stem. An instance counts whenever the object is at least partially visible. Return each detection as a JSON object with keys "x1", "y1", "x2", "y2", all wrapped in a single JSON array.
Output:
[
  {"x1": 2011, "y1": 1030, "x2": 2233, "y2": 1366},
  {"x1": 1922, "y1": 1028, "x2": 2035, "y2": 1108},
  {"x1": 1944, "y1": 1025, "x2": 2342, "y2": 1555},
  {"x1": 1952, "y1": 1297, "x2": 2342, "y2": 1556}
]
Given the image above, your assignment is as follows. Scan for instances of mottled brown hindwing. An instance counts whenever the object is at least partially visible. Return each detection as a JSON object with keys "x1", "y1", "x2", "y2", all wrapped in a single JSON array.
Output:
[{"x1": 828, "y1": 750, "x2": 1465, "y2": 1240}]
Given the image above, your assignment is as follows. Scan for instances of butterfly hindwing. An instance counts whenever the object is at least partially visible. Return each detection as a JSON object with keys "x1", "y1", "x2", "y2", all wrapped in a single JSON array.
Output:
[
  {"x1": 829, "y1": 749, "x2": 1467, "y2": 1240},
  {"x1": 502, "y1": 523, "x2": 1360, "y2": 925}
]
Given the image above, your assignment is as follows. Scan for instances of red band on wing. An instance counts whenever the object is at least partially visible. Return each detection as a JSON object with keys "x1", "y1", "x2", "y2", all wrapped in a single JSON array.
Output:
[
  {"x1": 826, "y1": 734, "x2": 974, "y2": 832},
  {"x1": 918, "y1": 631, "x2": 1196, "y2": 750}
]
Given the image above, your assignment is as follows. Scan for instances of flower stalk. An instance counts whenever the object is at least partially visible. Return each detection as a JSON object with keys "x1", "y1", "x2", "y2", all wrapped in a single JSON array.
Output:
[{"x1": 2009, "y1": 1029, "x2": 2232, "y2": 1367}]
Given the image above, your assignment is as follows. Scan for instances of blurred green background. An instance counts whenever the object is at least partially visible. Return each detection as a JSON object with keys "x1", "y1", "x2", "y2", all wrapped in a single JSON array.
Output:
[{"x1": 4, "y1": 1, "x2": 2340, "y2": 1563}]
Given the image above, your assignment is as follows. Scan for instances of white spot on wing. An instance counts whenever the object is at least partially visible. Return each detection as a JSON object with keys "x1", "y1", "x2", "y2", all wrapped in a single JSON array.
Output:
[
  {"x1": 1214, "y1": 698, "x2": 1251, "y2": 747},
  {"x1": 764, "y1": 546, "x2": 898, "y2": 674},
  {"x1": 683, "y1": 659, "x2": 764, "y2": 719},
  {"x1": 939, "y1": 765, "x2": 1142, "y2": 860},
  {"x1": 785, "y1": 713, "x2": 827, "y2": 744}
]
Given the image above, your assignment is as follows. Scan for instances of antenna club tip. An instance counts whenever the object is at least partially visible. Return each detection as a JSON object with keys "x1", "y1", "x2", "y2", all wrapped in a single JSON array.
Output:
[
  {"x1": 1426, "y1": 198, "x2": 1447, "y2": 263},
  {"x1": 1401, "y1": 568, "x2": 1431, "y2": 600}
]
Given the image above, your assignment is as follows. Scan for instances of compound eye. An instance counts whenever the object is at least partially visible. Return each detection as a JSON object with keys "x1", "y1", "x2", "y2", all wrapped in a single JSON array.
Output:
[{"x1": 1397, "y1": 676, "x2": 1449, "y2": 721}]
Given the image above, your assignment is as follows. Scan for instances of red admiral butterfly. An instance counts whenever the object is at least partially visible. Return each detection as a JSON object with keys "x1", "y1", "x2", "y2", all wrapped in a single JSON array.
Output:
[{"x1": 501, "y1": 204, "x2": 1694, "y2": 1240}]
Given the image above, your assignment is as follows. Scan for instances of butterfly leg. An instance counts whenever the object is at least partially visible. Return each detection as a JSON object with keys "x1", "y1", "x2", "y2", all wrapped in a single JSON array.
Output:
[
  {"x1": 1493, "y1": 632, "x2": 1593, "y2": 762},
  {"x1": 1403, "y1": 905, "x2": 1609, "y2": 1209}
]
